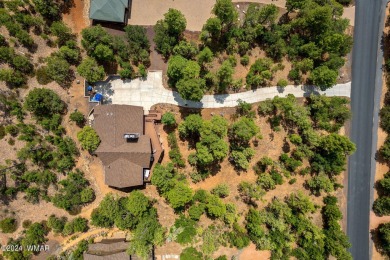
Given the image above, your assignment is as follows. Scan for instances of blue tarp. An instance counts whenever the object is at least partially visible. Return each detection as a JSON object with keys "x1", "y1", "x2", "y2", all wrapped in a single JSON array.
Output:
[{"x1": 91, "y1": 93, "x2": 103, "y2": 102}]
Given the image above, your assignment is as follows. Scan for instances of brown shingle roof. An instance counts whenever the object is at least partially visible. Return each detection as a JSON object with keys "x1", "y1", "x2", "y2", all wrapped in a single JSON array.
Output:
[
  {"x1": 83, "y1": 239, "x2": 151, "y2": 260},
  {"x1": 93, "y1": 105, "x2": 144, "y2": 147},
  {"x1": 84, "y1": 252, "x2": 130, "y2": 260},
  {"x1": 105, "y1": 159, "x2": 143, "y2": 188},
  {"x1": 92, "y1": 105, "x2": 151, "y2": 188}
]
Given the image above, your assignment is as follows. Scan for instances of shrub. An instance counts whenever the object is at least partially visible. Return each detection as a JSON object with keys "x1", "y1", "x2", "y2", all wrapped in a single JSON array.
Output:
[
  {"x1": 288, "y1": 68, "x2": 301, "y2": 84},
  {"x1": 0, "y1": 218, "x2": 17, "y2": 233},
  {"x1": 138, "y1": 64, "x2": 147, "y2": 78},
  {"x1": 0, "y1": 125, "x2": 5, "y2": 139},
  {"x1": 5, "y1": 124, "x2": 18, "y2": 136},
  {"x1": 36, "y1": 67, "x2": 52, "y2": 85},
  {"x1": 52, "y1": 170, "x2": 95, "y2": 212},
  {"x1": 277, "y1": 79, "x2": 288, "y2": 88},
  {"x1": 47, "y1": 215, "x2": 67, "y2": 234},
  {"x1": 180, "y1": 247, "x2": 203, "y2": 260},
  {"x1": 228, "y1": 223, "x2": 250, "y2": 249},
  {"x1": 211, "y1": 184, "x2": 230, "y2": 198},
  {"x1": 8, "y1": 138, "x2": 15, "y2": 145},
  {"x1": 69, "y1": 111, "x2": 85, "y2": 126},
  {"x1": 289, "y1": 178, "x2": 297, "y2": 184},
  {"x1": 240, "y1": 55, "x2": 250, "y2": 66},
  {"x1": 22, "y1": 220, "x2": 32, "y2": 229}
]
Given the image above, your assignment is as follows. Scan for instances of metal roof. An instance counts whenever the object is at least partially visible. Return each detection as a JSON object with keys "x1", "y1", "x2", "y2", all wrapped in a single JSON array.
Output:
[{"x1": 89, "y1": 0, "x2": 129, "y2": 23}]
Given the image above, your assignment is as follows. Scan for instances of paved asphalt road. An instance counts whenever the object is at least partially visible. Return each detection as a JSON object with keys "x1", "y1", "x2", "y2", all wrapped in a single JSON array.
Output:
[{"x1": 347, "y1": 0, "x2": 387, "y2": 259}]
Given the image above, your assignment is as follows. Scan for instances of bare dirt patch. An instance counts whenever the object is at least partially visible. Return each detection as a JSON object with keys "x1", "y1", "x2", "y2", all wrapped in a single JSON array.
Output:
[{"x1": 62, "y1": 0, "x2": 89, "y2": 35}]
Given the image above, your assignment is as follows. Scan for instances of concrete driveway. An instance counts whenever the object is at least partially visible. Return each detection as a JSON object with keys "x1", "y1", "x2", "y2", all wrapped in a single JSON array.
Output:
[{"x1": 94, "y1": 71, "x2": 351, "y2": 112}]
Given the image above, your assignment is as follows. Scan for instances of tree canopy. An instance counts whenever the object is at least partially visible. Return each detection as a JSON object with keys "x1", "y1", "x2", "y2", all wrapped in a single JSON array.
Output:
[{"x1": 77, "y1": 126, "x2": 101, "y2": 152}]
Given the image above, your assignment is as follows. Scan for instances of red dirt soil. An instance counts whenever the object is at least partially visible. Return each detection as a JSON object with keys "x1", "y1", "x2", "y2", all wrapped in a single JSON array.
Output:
[{"x1": 62, "y1": 0, "x2": 88, "y2": 35}]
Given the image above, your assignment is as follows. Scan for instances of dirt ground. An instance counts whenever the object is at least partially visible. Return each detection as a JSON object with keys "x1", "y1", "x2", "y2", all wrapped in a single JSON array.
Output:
[
  {"x1": 150, "y1": 100, "x2": 348, "y2": 258},
  {"x1": 128, "y1": 0, "x2": 355, "y2": 31},
  {"x1": 62, "y1": 0, "x2": 90, "y2": 35},
  {"x1": 145, "y1": 3, "x2": 352, "y2": 92}
]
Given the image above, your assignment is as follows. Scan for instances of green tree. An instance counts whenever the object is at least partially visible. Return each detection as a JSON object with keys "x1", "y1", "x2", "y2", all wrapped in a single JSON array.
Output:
[
  {"x1": 59, "y1": 45, "x2": 80, "y2": 65},
  {"x1": 238, "y1": 181, "x2": 265, "y2": 204},
  {"x1": 231, "y1": 148, "x2": 255, "y2": 170},
  {"x1": 309, "y1": 66, "x2": 338, "y2": 91},
  {"x1": 125, "y1": 191, "x2": 152, "y2": 217},
  {"x1": 206, "y1": 195, "x2": 226, "y2": 218},
  {"x1": 200, "y1": 17, "x2": 222, "y2": 44},
  {"x1": 52, "y1": 170, "x2": 95, "y2": 212},
  {"x1": 306, "y1": 173, "x2": 334, "y2": 195},
  {"x1": 197, "y1": 47, "x2": 213, "y2": 64},
  {"x1": 124, "y1": 25, "x2": 150, "y2": 65},
  {"x1": 173, "y1": 41, "x2": 198, "y2": 60},
  {"x1": 373, "y1": 197, "x2": 390, "y2": 216},
  {"x1": 286, "y1": 0, "x2": 309, "y2": 12},
  {"x1": 127, "y1": 217, "x2": 165, "y2": 259},
  {"x1": 77, "y1": 126, "x2": 100, "y2": 152},
  {"x1": 138, "y1": 64, "x2": 147, "y2": 78},
  {"x1": 178, "y1": 114, "x2": 203, "y2": 139},
  {"x1": 46, "y1": 56, "x2": 71, "y2": 86},
  {"x1": 246, "y1": 58, "x2": 273, "y2": 88},
  {"x1": 93, "y1": 43, "x2": 114, "y2": 62},
  {"x1": 161, "y1": 112, "x2": 176, "y2": 126},
  {"x1": 11, "y1": 55, "x2": 33, "y2": 74},
  {"x1": 50, "y1": 21, "x2": 73, "y2": 46},
  {"x1": 164, "y1": 8, "x2": 187, "y2": 36},
  {"x1": 151, "y1": 163, "x2": 176, "y2": 195},
  {"x1": 380, "y1": 106, "x2": 390, "y2": 133},
  {"x1": 33, "y1": 0, "x2": 60, "y2": 20},
  {"x1": 167, "y1": 182, "x2": 193, "y2": 210},
  {"x1": 212, "y1": 0, "x2": 238, "y2": 25},
  {"x1": 77, "y1": 57, "x2": 105, "y2": 83},
  {"x1": 167, "y1": 55, "x2": 188, "y2": 85},
  {"x1": 217, "y1": 60, "x2": 234, "y2": 91},
  {"x1": 21, "y1": 222, "x2": 47, "y2": 257},
  {"x1": 229, "y1": 117, "x2": 260, "y2": 145},
  {"x1": 154, "y1": 9, "x2": 186, "y2": 58},
  {"x1": 81, "y1": 25, "x2": 112, "y2": 56},
  {"x1": 376, "y1": 222, "x2": 390, "y2": 256},
  {"x1": 177, "y1": 78, "x2": 205, "y2": 101},
  {"x1": 24, "y1": 88, "x2": 64, "y2": 119},
  {"x1": 277, "y1": 79, "x2": 288, "y2": 88}
]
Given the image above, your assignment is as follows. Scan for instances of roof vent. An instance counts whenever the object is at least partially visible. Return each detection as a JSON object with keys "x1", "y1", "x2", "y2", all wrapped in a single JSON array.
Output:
[{"x1": 124, "y1": 133, "x2": 140, "y2": 140}]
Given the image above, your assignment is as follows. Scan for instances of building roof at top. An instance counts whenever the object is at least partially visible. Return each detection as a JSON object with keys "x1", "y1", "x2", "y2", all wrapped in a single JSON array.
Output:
[{"x1": 89, "y1": 0, "x2": 129, "y2": 23}]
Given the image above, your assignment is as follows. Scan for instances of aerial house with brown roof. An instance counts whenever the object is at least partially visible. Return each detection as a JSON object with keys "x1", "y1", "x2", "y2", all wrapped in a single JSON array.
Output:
[{"x1": 90, "y1": 105, "x2": 163, "y2": 189}]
